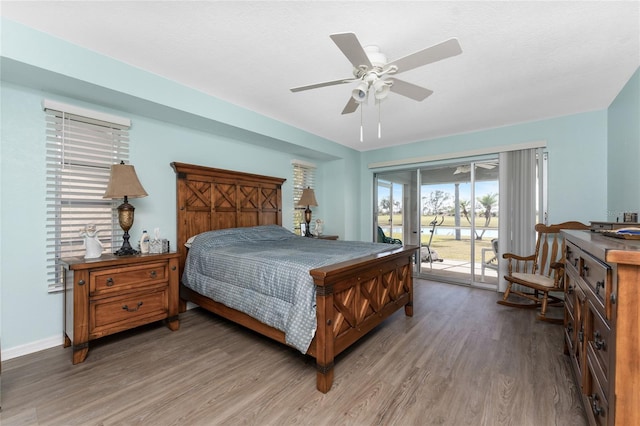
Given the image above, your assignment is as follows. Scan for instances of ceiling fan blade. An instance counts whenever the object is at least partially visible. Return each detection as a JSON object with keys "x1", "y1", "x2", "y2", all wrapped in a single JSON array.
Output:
[
  {"x1": 330, "y1": 32, "x2": 372, "y2": 69},
  {"x1": 290, "y1": 77, "x2": 355, "y2": 93},
  {"x1": 341, "y1": 97, "x2": 360, "y2": 115},
  {"x1": 388, "y1": 38, "x2": 462, "y2": 74},
  {"x1": 388, "y1": 78, "x2": 434, "y2": 101},
  {"x1": 477, "y1": 163, "x2": 497, "y2": 169}
]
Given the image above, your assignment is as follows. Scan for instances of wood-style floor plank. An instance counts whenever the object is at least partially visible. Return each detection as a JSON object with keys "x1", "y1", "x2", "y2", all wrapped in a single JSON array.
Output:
[{"x1": 0, "y1": 280, "x2": 587, "y2": 425}]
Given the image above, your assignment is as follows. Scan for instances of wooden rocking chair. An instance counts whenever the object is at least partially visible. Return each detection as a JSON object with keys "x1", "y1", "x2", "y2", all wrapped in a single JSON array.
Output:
[{"x1": 497, "y1": 221, "x2": 589, "y2": 323}]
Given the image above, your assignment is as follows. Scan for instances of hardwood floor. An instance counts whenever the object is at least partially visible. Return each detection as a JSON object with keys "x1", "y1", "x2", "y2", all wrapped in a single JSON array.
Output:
[{"x1": 1, "y1": 280, "x2": 587, "y2": 425}]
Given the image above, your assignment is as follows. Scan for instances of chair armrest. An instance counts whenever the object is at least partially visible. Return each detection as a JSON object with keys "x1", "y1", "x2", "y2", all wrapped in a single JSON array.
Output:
[
  {"x1": 482, "y1": 248, "x2": 494, "y2": 263},
  {"x1": 502, "y1": 252, "x2": 537, "y2": 275},
  {"x1": 502, "y1": 253, "x2": 536, "y2": 262}
]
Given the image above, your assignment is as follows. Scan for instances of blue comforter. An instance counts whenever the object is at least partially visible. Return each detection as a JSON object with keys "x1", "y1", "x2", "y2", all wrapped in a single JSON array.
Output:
[{"x1": 182, "y1": 225, "x2": 397, "y2": 353}]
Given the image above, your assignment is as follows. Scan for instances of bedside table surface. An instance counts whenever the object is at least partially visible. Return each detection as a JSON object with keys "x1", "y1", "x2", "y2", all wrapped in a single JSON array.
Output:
[{"x1": 61, "y1": 252, "x2": 179, "y2": 270}]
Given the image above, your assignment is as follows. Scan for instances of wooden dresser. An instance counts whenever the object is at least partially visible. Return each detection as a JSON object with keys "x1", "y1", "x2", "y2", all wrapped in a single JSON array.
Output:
[
  {"x1": 61, "y1": 252, "x2": 180, "y2": 364},
  {"x1": 562, "y1": 230, "x2": 640, "y2": 426}
]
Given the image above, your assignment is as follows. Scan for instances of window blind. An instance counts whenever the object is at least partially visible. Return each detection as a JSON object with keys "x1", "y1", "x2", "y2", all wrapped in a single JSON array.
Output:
[
  {"x1": 292, "y1": 160, "x2": 316, "y2": 234},
  {"x1": 45, "y1": 103, "x2": 131, "y2": 292}
]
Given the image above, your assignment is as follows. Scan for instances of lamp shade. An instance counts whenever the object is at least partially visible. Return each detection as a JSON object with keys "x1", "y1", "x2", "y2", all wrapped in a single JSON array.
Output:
[
  {"x1": 103, "y1": 162, "x2": 148, "y2": 199},
  {"x1": 373, "y1": 79, "x2": 390, "y2": 100},
  {"x1": 297, "y1": 188, "x2": 318, "y2": 207},
  {"x1": 351, "y1": 81, "x2": 369, "y2": 103}
]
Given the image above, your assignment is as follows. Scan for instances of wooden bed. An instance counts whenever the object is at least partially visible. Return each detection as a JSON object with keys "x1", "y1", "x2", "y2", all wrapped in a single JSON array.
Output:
[{"x1": 171, "y1": 162, "x2": 418, "y2": 392}]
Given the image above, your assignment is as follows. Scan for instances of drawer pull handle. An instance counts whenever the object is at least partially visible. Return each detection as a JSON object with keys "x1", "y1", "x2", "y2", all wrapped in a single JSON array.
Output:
[
  {"x1": 150, "y1": 270, "x2": 157, "y2": 278},
  {"x1": 582, "y1": 265, "x2": 589, "y2": 276},
  {"x1": 171, "y1": 266, "x2": 176, "y2": 271},
  {"x1": 590, "y1": 394, "x2": 604, "y2": 417},
  {"x1": 78, "y1": 279, "x2": 85, "y2": 286},
  {"x1": 122, "y1": 302, "x2": 143, "y2": 312},
  {"x1": 567, "y1": 285, "x2": 574, "y2": 295},
  {"x1": 595, "y1": 280, "x2": 604, "y2": 295},
  {"x1": 594, "y1": 331, "x2": 606, "y2": 350},
  {"x1": 573, "y1": 258, "x2": 578, "y2": 267},
  {"x1": 106, "y1": 277, "x2": 114, "y2": 287},
  {"x1": 610, "y1": 293, "x2": 616, "y2": 304},
  {"x1": 567, "y1": 322, "x2": 573, "y2": 334},
  {"x1": 578, "y1": 329, "x2": 584, "y2": 343}
]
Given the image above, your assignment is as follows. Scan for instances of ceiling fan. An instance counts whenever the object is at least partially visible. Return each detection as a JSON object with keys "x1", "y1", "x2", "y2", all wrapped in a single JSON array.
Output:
[
  {"x1": 290, "y1": 32, "x2": 463, "y2": 115},
  {"x1": 454, "y1": 162, "x2": 498, "y2": 175}
]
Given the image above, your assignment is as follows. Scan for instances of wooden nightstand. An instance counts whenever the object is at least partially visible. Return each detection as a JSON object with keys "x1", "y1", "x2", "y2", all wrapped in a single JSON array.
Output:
[
  {"x1": 315, "y1": 235, "x2": 339, "y2": 240},
  {"x1": 60, "y1": 252, "x2": 180, "y2": 364}
]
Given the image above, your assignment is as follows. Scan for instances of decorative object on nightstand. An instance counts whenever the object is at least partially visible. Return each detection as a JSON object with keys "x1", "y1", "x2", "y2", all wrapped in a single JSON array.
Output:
[
  {"x1": 60, "y1": 251, "x2": 180, "y2": 364},
  {"x1": 79, "y1": 223, "x2": 103, "y2": 259},
  {"x1": 314, "y1": 218, "x2": 324, "y2": 236},
  {"x1": 103, "y1": 161, "x2": 148, "y2": 255},
  {"x1": 297, "y1": 187, "x2": 318, "y2": 237}
]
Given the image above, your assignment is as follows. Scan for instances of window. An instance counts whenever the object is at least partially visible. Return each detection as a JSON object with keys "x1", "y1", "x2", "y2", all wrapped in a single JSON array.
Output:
[
  {"x1": 292, "y1": 160, "x2": 316, "y2": 234},
  {"x1": 45, "y1": 100, "x2": 131, "y2": 292}
]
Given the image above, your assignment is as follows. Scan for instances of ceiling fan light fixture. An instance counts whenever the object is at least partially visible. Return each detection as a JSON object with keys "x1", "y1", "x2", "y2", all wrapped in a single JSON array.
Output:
[
  {"x1": 373, "y1": 79, "x2": 390, "y2": 100},
  {"x1": 352, "y1": 81, "x2": 369, "y2": 103}
]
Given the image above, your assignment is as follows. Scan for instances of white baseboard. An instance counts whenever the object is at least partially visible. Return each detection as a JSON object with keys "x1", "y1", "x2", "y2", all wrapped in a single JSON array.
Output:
[
  {"x1": 2, "y1": 308, "x2": 196, "y2": 361},
  {"x1": 2, "y1": 335, "x2": 62, "y2": 361}
]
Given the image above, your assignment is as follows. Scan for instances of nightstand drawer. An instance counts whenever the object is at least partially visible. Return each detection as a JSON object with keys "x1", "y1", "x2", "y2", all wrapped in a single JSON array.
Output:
[
  {"x1": 90, "y1": 261, "x2": 168, "y2": 296},
  {"x1": 90, "y1": 288, "x2": 169, "y2": 338}
]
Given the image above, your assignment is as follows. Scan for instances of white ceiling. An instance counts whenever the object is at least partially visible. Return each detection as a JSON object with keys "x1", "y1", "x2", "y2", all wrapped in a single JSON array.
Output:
[{"x1": 2, "y1": 1, "x2": 639, "y2": 152}]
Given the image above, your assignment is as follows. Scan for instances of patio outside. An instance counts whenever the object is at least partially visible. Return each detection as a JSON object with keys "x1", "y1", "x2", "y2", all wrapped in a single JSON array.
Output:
[{"x1": 379, "y1": 215, "x2": 499, "y2": 284}]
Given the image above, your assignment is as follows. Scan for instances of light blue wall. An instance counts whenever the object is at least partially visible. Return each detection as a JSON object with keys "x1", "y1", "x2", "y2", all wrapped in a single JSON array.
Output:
[
  {"x1": 359, "y1": 111, "x2": 609, "y2": 238},
  {"x1": 0, "y1": 81, "x2": 360, "y2": 354},
  {"x1": 0, "y1": 18, "x2": 637, "y2": 357},
  {"x1": 0, "y1": 19, "x2": 361, "y2": 354},
  {"x1": 608, "y1": 67, "x2": 640, "y2": 220}
]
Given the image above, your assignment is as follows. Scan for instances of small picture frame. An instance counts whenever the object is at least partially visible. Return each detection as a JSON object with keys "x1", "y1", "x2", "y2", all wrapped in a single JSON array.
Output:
[{"x1": 300, "y1": 223, "x2": 307, "y2": 236}]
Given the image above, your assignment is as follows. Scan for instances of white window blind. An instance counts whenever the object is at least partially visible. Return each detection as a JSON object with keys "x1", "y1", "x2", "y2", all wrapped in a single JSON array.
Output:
[
  {"x1": 292, "y1": 160, "x2": 316, "y2": 234},
  {"x1": 45, "y1": 102, "x2": 131, "y2": 292}
]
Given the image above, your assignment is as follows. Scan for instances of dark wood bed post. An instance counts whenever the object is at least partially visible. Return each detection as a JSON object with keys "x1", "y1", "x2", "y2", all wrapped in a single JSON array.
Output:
[
  {"x1": 315, "y1": 284, "x2": 335, "y2": 393},
  {"x1": 310, "y1": 248, "x2": 417, "y2": 392}
]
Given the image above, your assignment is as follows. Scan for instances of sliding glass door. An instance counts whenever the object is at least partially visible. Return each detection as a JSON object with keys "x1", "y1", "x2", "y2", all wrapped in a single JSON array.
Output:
[
  {"x1": 374, "y1": 158, "x2": 500, "y2": 289},
  {"x1": 416, "y1": 160, "x2": 499, "y2": 288},
  {"x1": 374, "y1": 170, "x2": 419, "y2": 249},
  {"x1": 374, "y1": 149, "x2": 547, "y2": 291}
]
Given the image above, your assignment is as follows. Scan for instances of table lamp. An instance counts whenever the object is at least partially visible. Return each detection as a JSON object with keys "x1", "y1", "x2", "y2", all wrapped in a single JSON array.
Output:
[
  {"x1": 103, "y1": 161, "x2": 148, "y2": 255},
  {"x1": 297, "y1": 187, "x2": 318, "y2": 237}
]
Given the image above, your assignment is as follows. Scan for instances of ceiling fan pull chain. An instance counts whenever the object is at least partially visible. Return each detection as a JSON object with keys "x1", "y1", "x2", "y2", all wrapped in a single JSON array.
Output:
[
  {"x1": 378, "y1": 102, "x2": 382, "y2": 139},
  {"x1": 360, "y1": 106, "x2": 364, "y2": 142}
]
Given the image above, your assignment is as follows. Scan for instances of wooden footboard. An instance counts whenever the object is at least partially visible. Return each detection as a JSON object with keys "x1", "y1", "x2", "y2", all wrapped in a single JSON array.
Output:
[
  {"x1": 180, "y1": 244, "x2": 417, "y2": 393},
  {"x1": 309, "y1": 245, "x2": 417, "y2": 392}
]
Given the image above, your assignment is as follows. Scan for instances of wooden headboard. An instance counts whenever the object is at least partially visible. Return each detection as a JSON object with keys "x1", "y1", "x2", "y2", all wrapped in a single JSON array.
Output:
[{"x1": 171, "y1": 162, "x2": 286, "y2": 272}]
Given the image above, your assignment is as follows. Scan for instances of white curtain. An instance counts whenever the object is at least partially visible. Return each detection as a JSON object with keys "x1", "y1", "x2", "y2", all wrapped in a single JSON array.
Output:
[{"x1": 497, "y1": 148, "x2": 541, "y2": 292}]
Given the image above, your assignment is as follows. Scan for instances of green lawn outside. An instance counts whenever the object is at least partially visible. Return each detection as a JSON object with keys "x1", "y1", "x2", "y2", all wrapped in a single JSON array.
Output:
[{"x1": 377, "y1": 214, "x2": 499, "y2": 262}]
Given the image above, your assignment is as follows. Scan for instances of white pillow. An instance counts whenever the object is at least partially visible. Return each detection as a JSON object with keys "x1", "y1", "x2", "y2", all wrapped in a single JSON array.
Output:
[{"x1": 184, "y1": 235, "x2": 197, "y2": 249}]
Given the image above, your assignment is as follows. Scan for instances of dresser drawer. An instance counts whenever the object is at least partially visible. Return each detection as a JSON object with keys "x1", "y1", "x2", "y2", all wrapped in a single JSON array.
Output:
[
  {"x1": 90, "y1": 261, "x2": 168, "y2": 296},
  {"x1": 580, "y1": 251, "x2": 612, "y2": 319},
  {"x1": 586, "y1": 357, "x2": 609, "y2": 426},
  {"x1": 565, "y1": 241, "x2": 581, "y2": 274},
  {"x1": 564, "y1": 300, "x2": 577, "y2": 354},
  {"x1": 587, "y1": 302, "x2": 611, "y2": 391},
  {"x1": 89, "y1": 288, "x2": 169, "y2": 339},
  {"x1": 564, "y1": 266, "x2": 579, "y2": 313}
]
